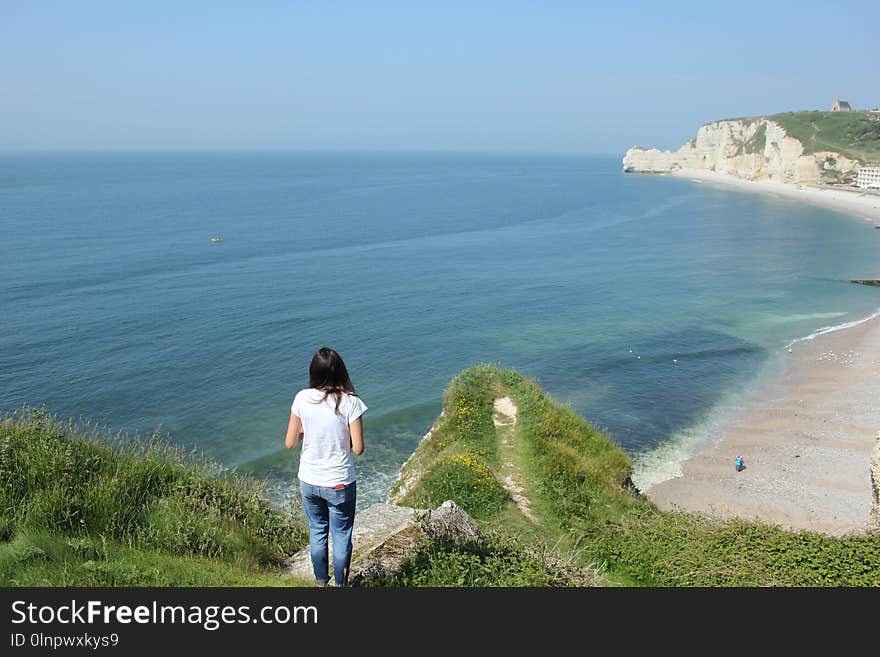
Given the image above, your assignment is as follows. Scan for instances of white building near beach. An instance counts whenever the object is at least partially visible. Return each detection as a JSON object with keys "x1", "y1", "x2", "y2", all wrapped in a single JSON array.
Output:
[{"x1": 857, "y1": 166, "x2": 880, "y2": 189}]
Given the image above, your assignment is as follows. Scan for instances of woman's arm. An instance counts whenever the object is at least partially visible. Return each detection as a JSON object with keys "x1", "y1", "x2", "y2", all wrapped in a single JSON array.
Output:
[
  {"x1": 285, "y1": 412, "x2": 303, "y2": 449},
  {"x1": 349, "y1": 416, "x2": 364, "y2": 455}
]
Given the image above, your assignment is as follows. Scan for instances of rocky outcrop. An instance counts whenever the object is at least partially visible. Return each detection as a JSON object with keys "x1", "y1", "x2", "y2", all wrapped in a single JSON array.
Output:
[
  {"x1": 623, "y1": 119, "x2": 859, "y2": 184},
  {"x1": 284, "y1": 500, "x2": 482, "y2": 586},
  {"x1": 851, "y1": 279, "x2": 880, "y2": 287},
  {"x1": 351, "y1": 500, "x2": 481, "y2": 586}
]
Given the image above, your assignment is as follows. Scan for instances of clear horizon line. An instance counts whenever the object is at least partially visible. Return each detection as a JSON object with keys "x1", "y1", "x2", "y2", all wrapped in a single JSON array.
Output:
[{"x1": 0, "y1": 147, "x2": 624, "y2": 158}]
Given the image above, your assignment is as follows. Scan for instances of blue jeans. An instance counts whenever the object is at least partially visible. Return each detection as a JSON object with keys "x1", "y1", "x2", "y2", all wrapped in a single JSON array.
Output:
[{"x1": 299, "y1": 480, "x2": 357, "y2": 586}]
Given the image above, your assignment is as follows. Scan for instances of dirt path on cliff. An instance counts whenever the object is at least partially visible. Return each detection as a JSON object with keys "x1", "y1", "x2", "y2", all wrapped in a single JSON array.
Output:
[{"x1": 493, "y1": 397, "x2": 538, "y2": 523}]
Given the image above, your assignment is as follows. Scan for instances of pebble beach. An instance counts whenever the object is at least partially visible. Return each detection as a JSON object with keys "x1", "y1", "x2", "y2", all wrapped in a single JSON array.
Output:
[{"x1": 648, "y1": 286, "x2": 880, "y2": 536}]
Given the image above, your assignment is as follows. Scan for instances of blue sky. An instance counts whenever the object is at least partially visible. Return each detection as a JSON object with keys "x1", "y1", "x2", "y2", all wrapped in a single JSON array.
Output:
[{"x1": 2, "y1": 1, "x2": 878, "y2": 153}]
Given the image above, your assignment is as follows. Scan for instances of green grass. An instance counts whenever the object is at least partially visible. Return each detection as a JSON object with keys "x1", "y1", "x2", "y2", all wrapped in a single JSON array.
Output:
[
  {"x1": 769, "y1": 111, "x2": 880, "y2": 164},
  {"x1": 0, "y1": 408, "x2": 310, "y2": 586},
  {"x1": 587, "y1": 506, "x2": 880, "y2": 586},
  {"x1": 362, "y1": 529, "x2": 599, "y2": 587},
  {"x1": 404, "y1": 454, "x2": 508, "y2": 521},
  {"x1": 0, "y1": 531, "x2": 309, "y2": 586},
  {"x1": 398, "y1": 366, "x2": 880, "y2": 586},
  {"x1": 390, "y1": 366, "x2": 507, "y2": 520}
]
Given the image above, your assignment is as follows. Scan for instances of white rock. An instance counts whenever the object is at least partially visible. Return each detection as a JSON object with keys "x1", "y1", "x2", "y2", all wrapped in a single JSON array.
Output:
[{"x1": 622, "y1": 119, "x2": 859, "y2": 184}]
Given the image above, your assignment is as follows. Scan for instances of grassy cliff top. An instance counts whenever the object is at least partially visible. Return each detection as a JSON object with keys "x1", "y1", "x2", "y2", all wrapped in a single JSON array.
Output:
[
  {"x1": 770, "y1": 111, "x2": 880, "y2": 163},
  {"x1": 393, "y1": 365, "x2": 880, "y2": 586},
  {"x1": 713, "y1": 111, "x2": 880, "y2": 164}
]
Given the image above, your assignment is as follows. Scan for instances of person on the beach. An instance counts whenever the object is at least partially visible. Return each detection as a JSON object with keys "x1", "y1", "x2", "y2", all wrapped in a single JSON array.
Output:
[
  {"x1": 285, "y1": 347, "x2": 367, "y2": 586},
  {"x1": 735, "y1": 455, "x2": 745, "y2": 472}
]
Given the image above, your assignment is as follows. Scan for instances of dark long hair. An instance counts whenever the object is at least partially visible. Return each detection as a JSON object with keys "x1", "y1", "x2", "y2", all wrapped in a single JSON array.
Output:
[{"x1": 309, "y1": 346, "x2": 357, "y2": 415}]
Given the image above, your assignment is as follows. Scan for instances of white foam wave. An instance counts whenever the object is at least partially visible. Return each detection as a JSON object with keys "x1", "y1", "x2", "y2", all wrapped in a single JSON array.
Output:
[
  {"x1": 785, "y1": 307, "x2": 880, "y2": 349},
  {"x1": 761, "y1": 311, "x2": 847, "y2": 326},
  {"x1": 630, "y1": 423, "x2": 714, "y2": 491}
]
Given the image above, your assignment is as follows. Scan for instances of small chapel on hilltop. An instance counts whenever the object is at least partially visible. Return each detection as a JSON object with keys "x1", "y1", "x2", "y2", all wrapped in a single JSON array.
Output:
[{"x1": 831, "y1": 97, "x2": 853, "y2": 112}]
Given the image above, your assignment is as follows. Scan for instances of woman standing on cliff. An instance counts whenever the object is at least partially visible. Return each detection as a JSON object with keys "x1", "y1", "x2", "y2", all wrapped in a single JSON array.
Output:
[{"x1": 285, "y1": 347, "x2": 367, "y2": 586}]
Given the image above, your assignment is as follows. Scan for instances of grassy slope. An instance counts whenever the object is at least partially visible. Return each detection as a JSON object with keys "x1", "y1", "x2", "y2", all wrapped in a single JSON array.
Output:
[
  {"x1": 0, "y1": 409, "x2": 311, "y2": 586},
  {"x1": 707, "y1": 111, "x2": 880, "y2": 165},
  {"x1": 769, "y1": 111, "x2": 880, "y2": 163},
  {"x1": 396, "y1": 366, "x2": 880, "y2": 586}
]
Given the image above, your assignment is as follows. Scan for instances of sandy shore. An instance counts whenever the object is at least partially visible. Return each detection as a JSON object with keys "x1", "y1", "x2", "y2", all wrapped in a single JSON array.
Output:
[
  {"x1": 638, "y1": 170, "x2": 880, "y2": 535},
  {"x1": 671, "y1": 169, "x2": 880, "y2": 225},
  {"x1": 648, "y1": 313, "x2": 880, "y2": 536}
]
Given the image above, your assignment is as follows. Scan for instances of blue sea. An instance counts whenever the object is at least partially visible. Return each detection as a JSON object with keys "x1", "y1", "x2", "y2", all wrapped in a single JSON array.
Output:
[{"x1": 2, "y1": 153, "x2": 878, "y2": 507}]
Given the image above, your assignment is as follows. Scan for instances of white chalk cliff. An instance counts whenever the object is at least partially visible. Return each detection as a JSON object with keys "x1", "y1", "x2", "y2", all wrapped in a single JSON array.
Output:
[{"x1": 623, "y1": 119, "x2": 859, "y2": 184}]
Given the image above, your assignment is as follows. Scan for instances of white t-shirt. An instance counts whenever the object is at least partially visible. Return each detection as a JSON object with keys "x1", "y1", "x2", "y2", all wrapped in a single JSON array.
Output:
[{"x1": 291, "y1": 388, "x2": 367, "y2": 487}]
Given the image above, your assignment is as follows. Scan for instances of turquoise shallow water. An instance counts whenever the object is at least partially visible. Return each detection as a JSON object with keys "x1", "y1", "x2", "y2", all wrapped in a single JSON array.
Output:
[{"x1": 1, "y1": 153, "x2": 878, "y2": 507}]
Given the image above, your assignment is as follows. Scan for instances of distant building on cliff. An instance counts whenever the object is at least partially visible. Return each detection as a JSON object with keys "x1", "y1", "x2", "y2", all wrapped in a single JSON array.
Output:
[{"x1": 832, "y1": 97, "x2": 853, "y2": 112}]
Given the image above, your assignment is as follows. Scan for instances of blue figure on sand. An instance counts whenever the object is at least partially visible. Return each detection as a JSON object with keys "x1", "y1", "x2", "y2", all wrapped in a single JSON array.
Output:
[{"x1": 735, "y1": 455, "x2": 745, "y2": 472}]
